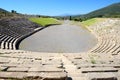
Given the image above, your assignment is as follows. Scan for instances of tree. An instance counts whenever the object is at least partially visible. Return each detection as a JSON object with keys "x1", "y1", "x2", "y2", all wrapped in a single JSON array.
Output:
[
  {"x1": 11, "y1": 10, "x2": 17, "y2": 13},
  {"x1": 69, "y1": 16, "x2": 72, "y2": 20}
]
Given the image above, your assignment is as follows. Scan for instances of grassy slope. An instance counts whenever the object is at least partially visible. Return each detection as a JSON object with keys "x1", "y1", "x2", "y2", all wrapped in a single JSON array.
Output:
[
  {"x1": 81, "y1": 18, "x2": 105, "y2": 27},
  {"x1": 29, "y1": 17, "x2": 61, "y2": 27},
  {"x1": 84, "y1": 3, "x2": 120, "y2": 18},
  {"x1": 71, "y1": 18, "x2": 106, "y2": 32}
]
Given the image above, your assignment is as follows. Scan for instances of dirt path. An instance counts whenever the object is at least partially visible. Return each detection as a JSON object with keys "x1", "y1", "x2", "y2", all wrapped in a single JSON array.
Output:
[{"x1": 19, "y1": 21, "x2": 97, "y2": 53}]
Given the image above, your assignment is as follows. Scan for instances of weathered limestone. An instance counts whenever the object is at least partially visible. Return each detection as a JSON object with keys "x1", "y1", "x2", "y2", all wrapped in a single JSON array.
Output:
[
  {"x1": 89, "y1": 19, "x2": 120, "y2": 55},
  {"x1": 86, "y1": 73, "x2": 117, "y2": 80},
  {"x1": 80, "y1": 67, "x2": 118, "y2": 73},
  {"x1": 29, "y1": 67, "x2": 63, "y2": 72},
  {"x1": 76, "y1": 64, "x2": 120, "y2": 69},
  {"x1": 0, "y1": 49, "x2": 120, "y2": 80},
  {"x1": 7, "y1": 67, "x2": 29, "y2": 72},
  {"x1": 0, "y1": 18, "x2": 46, "y2": 50},
  {"x1": 0, "y1": 50, "x2": 68, "y2": 80},
  {"x1": 39, "y1": 72, "x2": 67, "y2": 80},
  {"x1": 0, "y1": 57, "x2": 10, "y2": 63},
  {"x1": 0, "y1": 72, "x2": 27, "y2": 79}
]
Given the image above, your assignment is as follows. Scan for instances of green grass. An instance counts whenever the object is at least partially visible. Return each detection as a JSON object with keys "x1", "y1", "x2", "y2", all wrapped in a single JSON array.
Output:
[
  {"x1": 91, "y1": 57, "x2": 96, "y2": 64},
  {"x1": 88, "y1": 54, "x2": 97, "y2": 64},
  {"x1": 81, "y1": 18, "x2": 105, "y2": 27},
  {"x1": 29, "y1": 17, "x2": 61, "y2": 27},
  {"x1": 71, "y1": 18, "x2": 105, "y2": 29}
]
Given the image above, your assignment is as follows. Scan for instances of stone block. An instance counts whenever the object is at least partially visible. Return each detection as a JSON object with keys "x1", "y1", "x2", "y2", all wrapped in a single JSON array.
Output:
[
  {"x1": 80, "y1": 67, "x2": 118, "y2": 73},
  {"x1": 86, "y1": 73, "x2": 117, "y2": 80},
  {"x1": 40, "y1": 72, "x2": 67, "y2": 80},
  {"x1": 7, "y1": 67, "x2": 29, "y2": 72},
  {"x1": 0, "y1": 72, "x2": 27, "y2": 79},
  {"x1": 29, "y1": 67, "x2": 63, "y2": 72}
]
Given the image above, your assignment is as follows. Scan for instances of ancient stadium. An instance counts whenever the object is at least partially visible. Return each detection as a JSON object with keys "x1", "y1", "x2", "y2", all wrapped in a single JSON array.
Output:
[{"x1": 0, "y1": 2, "x2": 120, "y2": 80}]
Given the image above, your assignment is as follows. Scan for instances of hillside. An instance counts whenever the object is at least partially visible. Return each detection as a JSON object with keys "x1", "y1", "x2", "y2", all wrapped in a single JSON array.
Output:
[
  {"x1": 0, "y1": 8, "x2": 8, "y2": 12},
  {"x1": 84, "y1": 2, "x2": 120, "y2": 18},
  {"x1": 1, "y1": 2, "x2": 120, "y2": 20},
  {"x1": 0, "y1": 8, "x2": 13, "y2": 18},
  {"x1": 61, "y1": 2, "x2": 120, "y2": 21}
]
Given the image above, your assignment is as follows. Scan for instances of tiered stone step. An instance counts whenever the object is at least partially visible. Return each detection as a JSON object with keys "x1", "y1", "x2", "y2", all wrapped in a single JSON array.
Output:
[{"x1": 0, "y1": 50, "x2": 67, "y2": 80}]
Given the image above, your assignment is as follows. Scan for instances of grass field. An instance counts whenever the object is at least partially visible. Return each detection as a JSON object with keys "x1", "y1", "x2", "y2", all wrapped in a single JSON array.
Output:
[
  {"x1": 71, "y1": 18, "x2": 106, "y2": 32},
  {"x1": 81, "y1": 18, "x2": 105, "y2": 27},
  {"x1": 29, "y1": 17, "x2": 61, "y2": 27}
]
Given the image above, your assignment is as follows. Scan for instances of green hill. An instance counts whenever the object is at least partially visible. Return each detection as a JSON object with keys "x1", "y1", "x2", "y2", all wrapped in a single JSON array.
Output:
[
  {"x1": 0, "y1": 8, "x2": 13, "y2": 17},
  {"x1": 0, "y1": 8, "x2": 30, "y2": 18},
  {"x1": 65, "y1": 2, "x2": 120, "y2": 21},
  {"x1": 84, "y1": 2, "x2": 120, "y2": 18},
  {"x1": 0, "y1": 8, "x2": 52, "y2": 18},
  {"x1": 0, "y1": 8, "x2": 8, "y2": 12}
]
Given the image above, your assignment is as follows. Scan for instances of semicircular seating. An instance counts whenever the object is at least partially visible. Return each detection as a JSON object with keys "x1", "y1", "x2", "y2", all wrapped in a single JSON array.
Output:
[
  {"x1": 0, "y1": 17, "x2": 42, "y2": 50},
  {"x1": 89, "y1": 19, "x2": 120, "y2": 55}
]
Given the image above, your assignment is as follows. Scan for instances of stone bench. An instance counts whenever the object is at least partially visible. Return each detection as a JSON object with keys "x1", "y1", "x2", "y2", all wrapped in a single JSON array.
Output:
[
  {"x1": 0, "y1": 57, "x2": 10, "y2": 63},
  {"x1": 101, "y1": 40, "x2": 114, "y2": 53},
  {"x1": 80, "y1": 67, "x2": 118, "y2": 73},
  {"x1": 106, "y1": 42, "x2": 117, "y2": 53},
  {"x1": 39, "y1": 72, "x2": 67, "y2": 80},
  {"x1": 109, "y1": 44, "x2": 120, "y2": 53},
  {"x1": 76, "y1": 64, "x2": 120, "y2": 69},
  {"x1": 1, "y1": 63, "x2": 20, "y2": 67},
  {"x1": 0, "y1": 72, "x2": 27, "y2": 79},
  {"x1": 17, "y1": 63, "x2": 42, "y2": 68},
  {"x1": 0, "y1": 72, "x2": 67, "y2": 80},
  {"x1": 98, "y1": 39, "x2": 110, "y2": 53},
  {"x1": 0, "y1": 66, "x2": 8, "y2": 71},
  {"x1": 86, "y1": 73, "x2": 117, "y2": 80},
  {"x1": 29, "y1": 67, "x2": 64, "y2": 72},
  {"x1": 27, "y1": 72, "x2": 67, "y2": 80},
  {"x1": 91, "y1": 38, "x2": 105, "y2": 53},
  {"x1": 7, "y1": 67, "x2": 29, "y2": 72}
]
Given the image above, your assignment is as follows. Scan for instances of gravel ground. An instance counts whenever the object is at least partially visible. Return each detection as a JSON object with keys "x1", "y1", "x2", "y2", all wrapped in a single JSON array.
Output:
[{"x1": 19, "y1": 21, "x2": 97, "y2": 53}]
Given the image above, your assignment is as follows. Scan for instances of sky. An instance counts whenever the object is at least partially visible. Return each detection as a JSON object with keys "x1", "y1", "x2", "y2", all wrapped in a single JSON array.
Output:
[{"x1": 0, "y1": 0, "x2": 120, "y2": 16}]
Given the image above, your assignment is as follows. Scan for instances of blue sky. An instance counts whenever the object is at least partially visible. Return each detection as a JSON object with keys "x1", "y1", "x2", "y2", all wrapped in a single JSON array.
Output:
[{"x1": 0, "y1": 0, "x2": 120, "y2": 16}]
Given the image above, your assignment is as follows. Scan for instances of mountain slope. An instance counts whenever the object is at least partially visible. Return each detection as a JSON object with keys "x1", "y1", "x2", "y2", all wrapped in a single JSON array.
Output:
[
  {"x1": 84, "y1": 2, "x2": 120, "y2": 18},
  {"x1": 0, "y1": 8, "x2": 13, "y2": 17},
  {"x1": 0, "y1": 8, "x2": 9, "y2": 12},
  {"x1": 68, "y1": 2, "x2": 120, "y2": 21}
]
